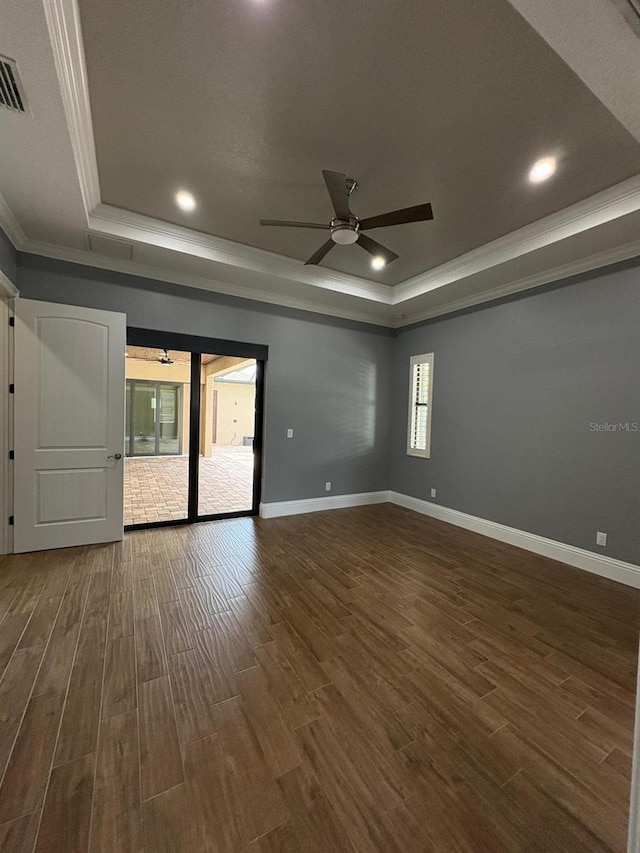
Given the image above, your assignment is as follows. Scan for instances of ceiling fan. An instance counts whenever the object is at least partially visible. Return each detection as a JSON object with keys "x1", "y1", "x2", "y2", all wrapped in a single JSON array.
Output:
[
  {"x1": 126, "y1": 348, "x2": 174, "y2": 365},
  {"x1": 260, "y1": 170, "x2": 433, "y2": 267}
]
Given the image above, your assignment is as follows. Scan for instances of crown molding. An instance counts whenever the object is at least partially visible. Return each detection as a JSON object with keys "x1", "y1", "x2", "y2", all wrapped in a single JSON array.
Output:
[
  {"x1": 24, "y1": 228, "x2": 640, "y2": 333},
  {"x1": 20, "y1": 239, "x2": 393, "y2": 327},
  {"x1": 42, "y1": 0, "x2": 100, "y2": 217},
  {"x1": 7, "y1": 184, "x2": 640, "y2": 331},
  {"x1": 0, "y1": 271, "x2": 18, "y2": 298},
  {"x1": 90, "y1": 204, "x2": 392, "y2": 304},
  {"x1": 393, "y1": 173, "x2": 640, "y2": 304},
  {"x1": 92, "y1": 170, "x2": 640, "y2": 310},
  {"x1": 0, "y1": 192, "x2": 27, "y2": 250},
  {"x1": 393, "y1": 235, "x2": 640, "y2": 327}
]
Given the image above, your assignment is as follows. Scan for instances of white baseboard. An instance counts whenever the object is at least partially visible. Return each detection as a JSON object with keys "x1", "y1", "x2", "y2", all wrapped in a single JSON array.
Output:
[
  {"x1": 389, "y1": 491, "x2": 640, "y2": 589},
  {"x1": 259, "y1": 490, "x2": 390, "y2": 519},
  {"x1": 259, "y1": 488, "x2": 640, "y2": 588}
]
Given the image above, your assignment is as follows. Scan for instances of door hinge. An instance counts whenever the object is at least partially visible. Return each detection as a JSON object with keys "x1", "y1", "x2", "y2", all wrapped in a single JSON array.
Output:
[
  {"x1": 8, "y1": 450, "x2": 14, "y2": 460},
  {"x1": 8, "y1": 316, "x2": 14, "y2": 327},
  {"x1": 8, "y1": 384, "x2": 14, "y2": 394},
  {"x1": 8, "y1": 516, "x2": 13, "y2": 526}
]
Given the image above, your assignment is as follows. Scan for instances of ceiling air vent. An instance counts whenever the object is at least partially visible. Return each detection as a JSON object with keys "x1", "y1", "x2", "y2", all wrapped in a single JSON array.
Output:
[{"x1": 0, "y1": 56, "x2": 27, "y2": 114}]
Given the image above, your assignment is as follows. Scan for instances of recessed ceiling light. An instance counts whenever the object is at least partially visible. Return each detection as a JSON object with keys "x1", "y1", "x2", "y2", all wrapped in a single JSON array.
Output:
[
  {"x1": 371, "y1": 256, "x2": 386, "y2": 270},
  {"x1": 528, "y1": 157, "x2": 557, "y2": 184},
  {"x1": 175, "y1": 190, "x2": 196, "y2": 212}
]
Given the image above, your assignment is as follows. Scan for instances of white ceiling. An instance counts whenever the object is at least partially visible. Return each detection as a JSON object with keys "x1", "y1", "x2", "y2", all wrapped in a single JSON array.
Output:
[{"x1": 1, "y1": 0, "x2": 640, "y2": 327}]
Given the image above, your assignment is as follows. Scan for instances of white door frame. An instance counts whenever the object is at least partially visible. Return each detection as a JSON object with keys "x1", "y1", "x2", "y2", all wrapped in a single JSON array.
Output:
[{"x1": 0, "y1": 271, "x2": 17, "y2": 555}]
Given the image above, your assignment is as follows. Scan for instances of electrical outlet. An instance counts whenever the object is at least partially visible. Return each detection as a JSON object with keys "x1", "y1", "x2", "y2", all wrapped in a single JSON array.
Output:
[
  {"x1": 430, "y1": 488, "x2": 437, "y2": 498},
  {"x1": 286, "y1": 428, "x2": 294, "y2": 438},
  {"x1": 325, "y1": 481, "x2": 332, "y2": 492},
  {"x1": 596, "y1": 531, "x2": 607, "y2": 547}
]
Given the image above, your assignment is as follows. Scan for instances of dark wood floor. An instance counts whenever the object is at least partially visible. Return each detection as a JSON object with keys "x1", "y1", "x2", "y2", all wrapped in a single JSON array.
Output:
[{"x1": 0, "y1": 505, "x2": 638, "y2": 852}]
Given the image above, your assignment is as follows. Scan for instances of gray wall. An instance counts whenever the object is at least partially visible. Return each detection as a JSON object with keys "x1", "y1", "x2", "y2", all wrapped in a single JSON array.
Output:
[
  {"x1": 0, "y1": 227, "x2": 17, "y2": 285},
  {"x1": 16, "y1": 250, "x2": 640, "y2": 565},
  {"x1": 390, "y1": 263, "x2": 640, "y2": 564},
  {"x1": 18, "y1": 255, "x2": 393, "y2": 504}
]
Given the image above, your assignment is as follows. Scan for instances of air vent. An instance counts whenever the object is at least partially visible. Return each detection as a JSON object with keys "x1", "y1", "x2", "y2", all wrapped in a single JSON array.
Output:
[
  {"x1": 87, "y1": 233, "x2": 134, "y2": 260},
  {"x1": 0, "y1": 56, "x2": 27, "y2": 114}
]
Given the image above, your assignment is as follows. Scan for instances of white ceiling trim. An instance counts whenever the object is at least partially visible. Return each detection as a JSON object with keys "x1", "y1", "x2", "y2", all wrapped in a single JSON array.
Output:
[
  {"x1": 42, "y1": 0, "x2": 100, "y2": 216},
  {"x1": 92, "y1": 178, "x2": 640, "y2": 310},
  {"x1": 12, "y1": 226, "x2": 640, "y2": 332},
  {"x1": 394, "y1": 235, "x2": 640, "y2": 328},
  {"x1": 0, "y1": 193, "x2": 27, "y2": 249},
  {"x1": 19, "y1": 238, "x2": 393, "y2": 327},
  {"x1": 90, "y1": 204, "x2": 391, "y2": 304},
  {"x1": 0, "y1": 271, "x2": 18, "y2": 298},
  {"x1": 393, "y1": 173, "x2": 640, "y2": 304}
]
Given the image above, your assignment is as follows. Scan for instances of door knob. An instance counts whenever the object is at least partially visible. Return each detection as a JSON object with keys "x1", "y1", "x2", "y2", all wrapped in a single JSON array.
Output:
[{"x1": 107, "y1": 452, "x2": 122, "y2": 460}]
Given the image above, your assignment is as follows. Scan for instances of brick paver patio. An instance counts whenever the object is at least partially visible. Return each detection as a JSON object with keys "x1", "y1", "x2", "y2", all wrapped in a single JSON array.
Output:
[{"x1": 124, "y1": 446, "x2": 254, "y2": 525}]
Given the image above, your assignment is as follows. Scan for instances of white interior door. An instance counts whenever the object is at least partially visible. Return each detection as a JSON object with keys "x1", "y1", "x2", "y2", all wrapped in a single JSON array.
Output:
[{"x1": 13, "y1": 298, "x2": 126, "y2": 552}]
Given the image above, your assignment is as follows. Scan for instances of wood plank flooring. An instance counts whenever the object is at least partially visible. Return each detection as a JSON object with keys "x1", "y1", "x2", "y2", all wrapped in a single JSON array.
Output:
[{"x1": 0, "y1": 504, "x2": 638, "y2": 852}]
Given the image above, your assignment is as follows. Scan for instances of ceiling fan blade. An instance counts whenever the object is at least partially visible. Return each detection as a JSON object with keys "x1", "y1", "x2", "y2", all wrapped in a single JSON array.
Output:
[
  {"x1": 260, "y1": 219, "x2": 329, "y2": 229},
  {"x1": 304, "y1": 239, "x2": 336, "y2": 266},
  {"x1": 322, "y1": 170, "x2": 351, "y2": 221},
  {"x1": 359, "y1": 203, "x2": 433, "y2": 231},
  {"x1": 357, "y1": 233, "x2": 399, "y2": 265}
]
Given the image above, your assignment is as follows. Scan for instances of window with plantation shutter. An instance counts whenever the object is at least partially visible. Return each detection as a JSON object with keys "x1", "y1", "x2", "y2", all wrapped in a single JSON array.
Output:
[{"x1": 406, "y1": 353, "x2": 434, "y2": 458}]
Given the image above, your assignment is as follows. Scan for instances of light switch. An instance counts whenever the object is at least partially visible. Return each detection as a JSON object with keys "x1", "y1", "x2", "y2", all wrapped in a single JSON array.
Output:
[{"x1": 286, "y1": 428, "x2": 294, "y2": 438}]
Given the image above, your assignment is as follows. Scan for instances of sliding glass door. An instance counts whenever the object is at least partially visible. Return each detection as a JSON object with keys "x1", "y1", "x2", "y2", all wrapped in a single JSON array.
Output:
[
  {"x1": 123, "y1": 331, "x2": 265, "y2": 530},
  {"x1": 124, "y1": 348, "x2": 192, "y2": 525},
  {"x1": 197, "y1": 355, "x2": 257, "y2": 517},
  {"x1": 126, "y1": 380, "x2": 183, "y2": 456}
]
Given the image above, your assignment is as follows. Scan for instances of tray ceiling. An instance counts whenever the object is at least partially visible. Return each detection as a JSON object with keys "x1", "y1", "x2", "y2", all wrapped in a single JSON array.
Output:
[
  {"x1": 78, "y1": 0, "x2": 640, "y2": 284},
  {"x1": 3, "y1": 0, "x2": 640, "y2": 326}
]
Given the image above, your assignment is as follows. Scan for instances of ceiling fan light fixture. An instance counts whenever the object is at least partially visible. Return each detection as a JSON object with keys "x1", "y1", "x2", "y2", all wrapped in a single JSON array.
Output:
[
  {"x1": 330, "y1": 224, "x2": 359, "y2": 245},
  {"x1": 260, "y1": 169, "x2": 433, "y2": 267}
]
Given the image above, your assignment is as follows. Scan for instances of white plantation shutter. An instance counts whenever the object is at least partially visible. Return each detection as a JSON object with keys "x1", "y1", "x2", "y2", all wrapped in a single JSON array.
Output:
[{"x1": 407, "y1": 353, "x2": 434, "y2": 458}]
